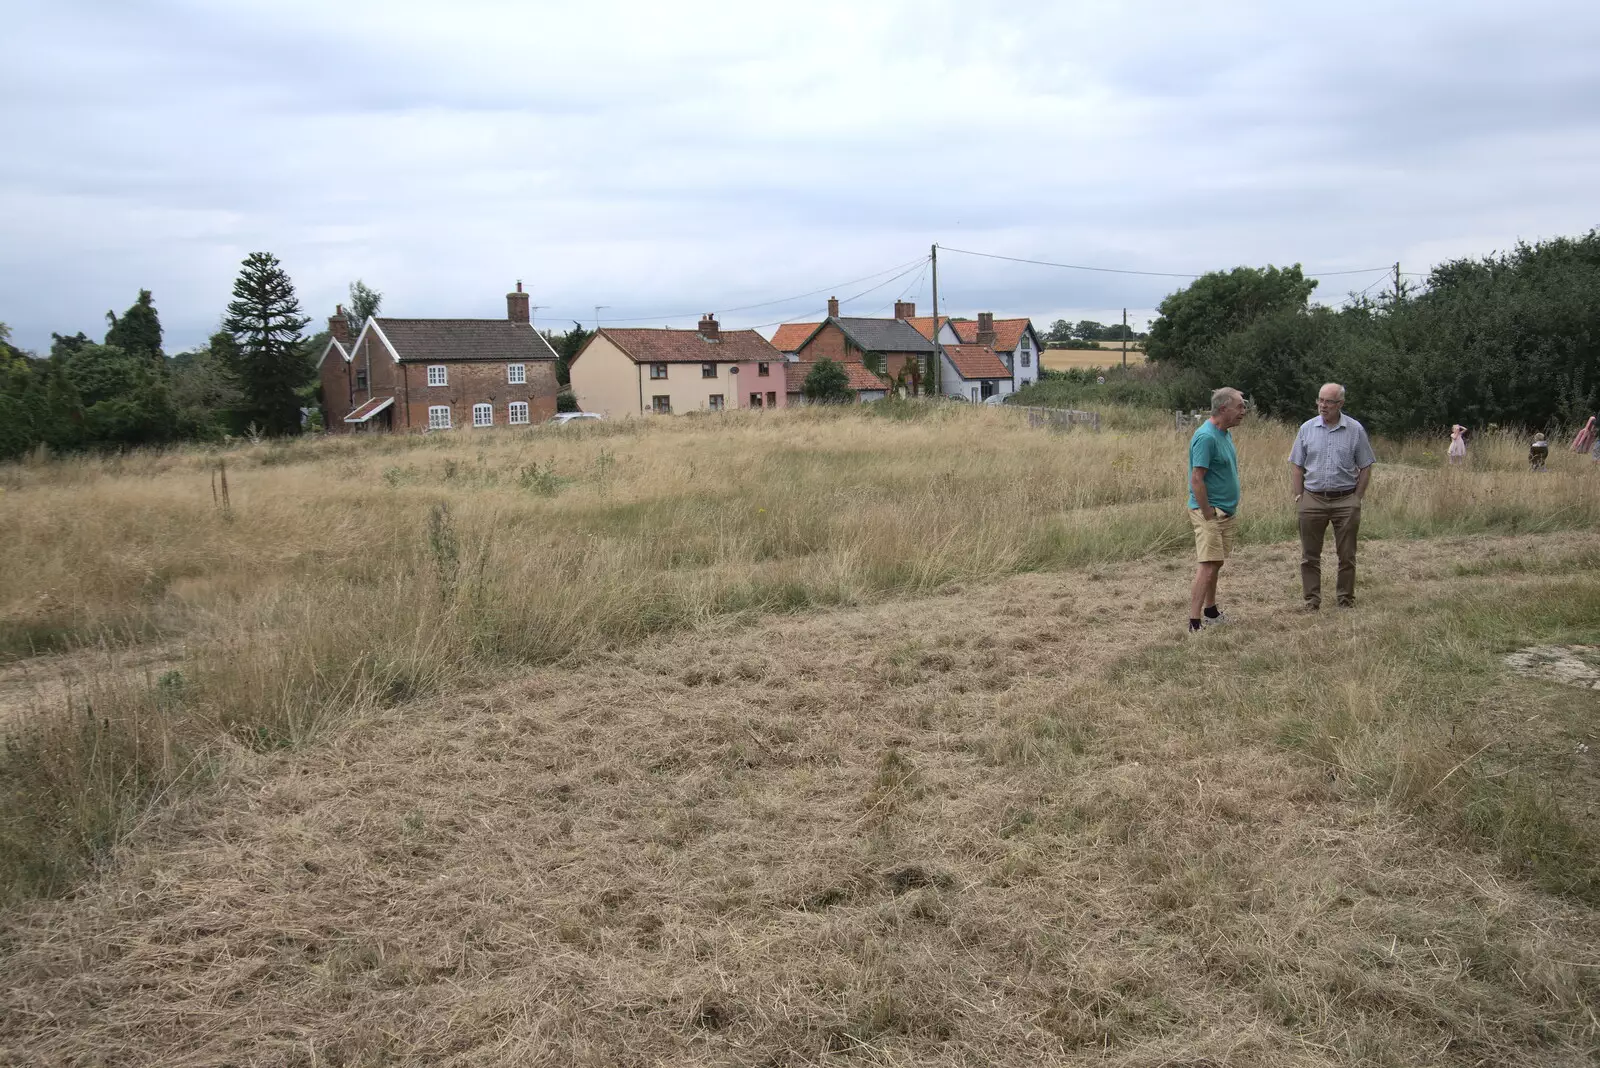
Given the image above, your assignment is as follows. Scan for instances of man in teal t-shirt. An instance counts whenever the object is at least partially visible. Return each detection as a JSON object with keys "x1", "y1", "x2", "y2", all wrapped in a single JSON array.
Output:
[{"x1": 1187, "y1": 387, "x2": 1245, "y2": 632}]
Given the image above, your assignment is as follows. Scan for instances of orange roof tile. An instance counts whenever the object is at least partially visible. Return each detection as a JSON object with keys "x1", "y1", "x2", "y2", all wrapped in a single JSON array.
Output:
[
  {"x1": 952, "y1": 318, "x2": 1033, "y2": 353},
  {"x1": 590, "y1": 327, "x2": 780, "y2": 365},
  {"x1": 943, "y1": 344, "x2": 1011, "y2": 380},
  {"x1": 901, "y1": 316, "x2": 950, "y2": 342},
  {"x1": 769, "y1": 322, "x2": 820, "y2": 353},
  {"x1": 783, "y1": 360, "x2": 890, "y2": 393}
]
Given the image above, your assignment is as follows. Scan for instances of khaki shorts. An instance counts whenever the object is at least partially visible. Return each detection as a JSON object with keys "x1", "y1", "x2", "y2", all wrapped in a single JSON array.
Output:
[{"x1": 1188, "y1": 508, "x2": 1236, "y2": 563}]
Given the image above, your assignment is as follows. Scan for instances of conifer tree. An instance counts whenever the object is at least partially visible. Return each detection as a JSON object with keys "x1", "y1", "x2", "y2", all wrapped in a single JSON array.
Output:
[
  {"x1": 104, "y1": 289, "x2": 165, "y2": 364},
  {"x1": 222, "y1": 252, "x2": 312, "y2": 435}
]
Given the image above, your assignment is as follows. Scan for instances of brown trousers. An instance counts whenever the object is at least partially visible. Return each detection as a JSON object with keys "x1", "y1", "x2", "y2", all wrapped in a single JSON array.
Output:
[{"x1": 1298, "y1": 492, "x2": 1361, "y2": 607}]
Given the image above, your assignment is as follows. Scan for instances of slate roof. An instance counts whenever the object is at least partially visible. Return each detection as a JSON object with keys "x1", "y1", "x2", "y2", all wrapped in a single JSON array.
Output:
[
  {"x1": 833, "y1": 317, "x2": 936, "y2": 353},
  {"x1": 784, "y1": 360, "x2": 890, "y2": 393},
  {"x1": 769, "y1": 322, "x2": 820, "y2": 353},
  {"x1": 943, "y1": 345, "x2": 1012, "y2": 381},
  {"x1": 592, "y1": 327, "x2": 782, "y2": 364},
  {"x1": 373, "y1": 319, "x2": 559, "y2": 362},
  {"x1": 952, "y1": 317, "x2": 1034, "y2": 353}
]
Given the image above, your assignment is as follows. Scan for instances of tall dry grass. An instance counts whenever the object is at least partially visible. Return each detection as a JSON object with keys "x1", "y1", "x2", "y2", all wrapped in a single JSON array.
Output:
[{"x1": 2, "y1": 403, "x2": 1599, "y2": 901}]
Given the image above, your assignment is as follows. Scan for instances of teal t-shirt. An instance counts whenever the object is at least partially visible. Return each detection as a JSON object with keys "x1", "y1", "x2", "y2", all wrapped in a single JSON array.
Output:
[{"x1": 1187, "y1": 420, "x2": 1240, "y2": 514}]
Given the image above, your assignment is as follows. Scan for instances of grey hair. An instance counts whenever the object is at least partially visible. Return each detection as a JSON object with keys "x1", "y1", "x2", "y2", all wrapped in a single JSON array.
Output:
[
  {"x1": 1210, "y1": 387, "x2": 1244, "y2": 415},
  {"x1": 1320, "y1": 382, "x2": 1347, "y2": 402}
]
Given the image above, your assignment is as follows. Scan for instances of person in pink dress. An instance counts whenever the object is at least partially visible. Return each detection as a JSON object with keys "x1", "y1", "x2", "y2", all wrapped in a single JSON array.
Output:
[
  {"x1": 1571, "y1": 416, "x2": 1596, "y2": 454},
  {"x1": 1448, "y1": 424, "x2": 1467, "y2": 465}
]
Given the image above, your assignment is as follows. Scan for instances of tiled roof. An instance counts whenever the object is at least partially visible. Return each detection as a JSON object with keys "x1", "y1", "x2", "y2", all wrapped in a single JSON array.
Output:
[
  {"x1": 783, "y1": 360, "x2": 890, "y2": 393},
  {"x1": 343, "y1": 396, "x2": 395, "y2": 423},
  {"x1": 943, "y1": 344, "x2": 1011, "y2": 381},
  {"x1": 833, "y1": 317, "x2": 936, "y2": 354},
  {"x1": 901, "y1": 316, "x2": 950, "y2": 342},
  {"x1": 952, "y1": 318, "x2": 1033, "y2": 353},
  {"x1": 596, "y1": 327, "x2": 781, "y2": 364},
  {"x1": 374, "y1": 319, "x2": 559, "y2": 362},
  {"x1": 769, "y1": 323, "x2": 820, "y2": 353}
]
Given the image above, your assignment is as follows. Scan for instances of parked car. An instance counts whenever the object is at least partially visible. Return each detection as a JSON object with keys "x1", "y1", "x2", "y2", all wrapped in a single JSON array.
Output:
[{"x1": 549, "y1": 412, "x2": 602, "y2": 425}]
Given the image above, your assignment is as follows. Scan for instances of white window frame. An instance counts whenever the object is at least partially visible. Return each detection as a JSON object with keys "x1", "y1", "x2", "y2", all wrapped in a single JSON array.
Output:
[
  {"x1": 507, "y1": 363, "x2": 526, "y2": 385},
  {"x1": 708, "y1": 394, "x2": 724, "y2": 411},
  {"x1": 472, "y1": 403, "x2": 493, "y2": 428},
  {"x1": 428, "y1": 405, "x2": 452, "y2": 429},
  {"x1": 427, "y1": 365, "x2": 448, "y2": 387},
  {"x1": 508, "y1": 401, "x2": 530, "y2": 425}
]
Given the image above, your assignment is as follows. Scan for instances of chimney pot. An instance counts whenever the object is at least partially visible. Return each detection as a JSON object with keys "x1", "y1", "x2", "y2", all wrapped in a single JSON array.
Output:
[
  {"x1": 827, "y1": 296, "x2": 840, "y2": 318},
  {"x1": 507, "y1": 284, "x2": 530, "y2": 323},
  {"x1": 328, "y1": 305, "x2": 351, "y2": 344}
]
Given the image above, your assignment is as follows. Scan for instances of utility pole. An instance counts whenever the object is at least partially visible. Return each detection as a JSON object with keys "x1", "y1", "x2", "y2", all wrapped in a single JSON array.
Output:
[
  {"x1": 594, "y1": 306, "x2": 609, "y2": 332},
  {"x1": 1393, "y1": 261, "x2": 1402, "y2": 303},
  {"x1": 929, "y1": 244, "x2": 940, "y2": 396},
  {"x1": 1121, "y1": 309, "x2": 1128, "y2": 369}
]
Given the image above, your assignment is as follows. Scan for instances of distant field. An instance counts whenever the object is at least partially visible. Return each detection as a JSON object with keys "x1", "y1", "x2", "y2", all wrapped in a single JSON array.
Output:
[{"x1": 1041, "y1": 343, "x2": 1147, "y2": 371}]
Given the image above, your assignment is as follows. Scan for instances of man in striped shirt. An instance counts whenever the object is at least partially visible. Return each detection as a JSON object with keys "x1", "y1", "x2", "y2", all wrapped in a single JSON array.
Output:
[{"x1": 1288, "y1": 383, "x2": 1375, "y2": 610}]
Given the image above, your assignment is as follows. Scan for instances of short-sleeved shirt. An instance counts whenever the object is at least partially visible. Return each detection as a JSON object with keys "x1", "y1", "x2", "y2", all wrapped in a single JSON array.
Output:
[
  {"x1": 1188, "y1": 419, "x2": 1240, "y2": 514},
  {"x1": 1289, "y1": 414, "x2": 1375, "y2": 492}
]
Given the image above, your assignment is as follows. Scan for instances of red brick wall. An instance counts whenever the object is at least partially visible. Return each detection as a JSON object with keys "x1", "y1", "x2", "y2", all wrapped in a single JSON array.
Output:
[
  {"x1": 319, "y1": 348, "x2": 353, "y2": 431},
  {"x1": 400, "y1": 360, "x2": 560, "y2": 430},
  {"x1": 793, "y1": 322, "x2": 858, "y2": 363}
]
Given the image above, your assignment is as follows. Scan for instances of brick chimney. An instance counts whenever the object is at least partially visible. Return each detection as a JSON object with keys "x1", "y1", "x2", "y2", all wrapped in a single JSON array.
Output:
[
  {"x1": 894, "y1": 301, "x2": 916, "y2": 320},
  {"x1": 328, "y1": 304, "x2": 350, "y2": 344},
  {"x1": 827, "y1": 296, "x2": 840, "y2": 318},
  {"x1": 507, "y1": 281, "x2": 530, "y2": 323},
  {"x1": 977, "y1": 312, "x2": 996, "y2": 348},
  {"x1": 698, "y1": 313, "x2": 720, "y2": 341}
]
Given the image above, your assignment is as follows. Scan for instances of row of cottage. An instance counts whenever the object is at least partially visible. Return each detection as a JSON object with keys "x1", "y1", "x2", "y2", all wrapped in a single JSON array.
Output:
[{"x1": 318, "y1": 284, "x2": 1043, "y2": 431}]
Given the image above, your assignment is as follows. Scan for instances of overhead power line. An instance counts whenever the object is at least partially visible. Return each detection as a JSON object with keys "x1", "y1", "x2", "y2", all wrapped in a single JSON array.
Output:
[
  {"x1": 580, "y1": 255, "x2": 929, "y2": 326},
  {"x1": 940, "y1": 245, "x2": 1395, "y2": 280}
]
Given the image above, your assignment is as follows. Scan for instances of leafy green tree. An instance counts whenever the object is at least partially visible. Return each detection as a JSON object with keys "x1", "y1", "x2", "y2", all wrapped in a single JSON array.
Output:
[
  {"x1": 346, "y1": 279, "x2": 382, "y2": 334},
  {"x1": 1146, "y1": 265, "x2": 1317, "y2": 367},
  {"x1": 58, "y1": 342, "x2": 176, "y2": 447},
  {"x1": 1072, "y1": 320, "x2": 1105, "y2": 341},
  {"x1": 803, "y1": 358, "x2": 854, "y2": 403},
  {"x1": 223, "y1": 252, "x2": 312, "y2": 435},
  {"x1": 170, "y1": 331, "x2": 246, "y2": 439},
  {"x1": 1045, "y1": 319, "x2": 1073, "y2": 344},
  {"x1": 104, "y1": 289, "x2": 164, "y2": 364}
]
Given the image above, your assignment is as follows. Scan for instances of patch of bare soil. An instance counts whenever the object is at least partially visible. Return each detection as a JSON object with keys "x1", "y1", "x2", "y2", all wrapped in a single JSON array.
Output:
[
  {"x1": 2, "y1": 535, "x2": 1598, "y2": 1066},
  {"x1": 1506, "y1": 646, "x2": 1600, "y2": 690},
  {"x1": 0, "y1": 642, "x2": 183, "y2": 732}
]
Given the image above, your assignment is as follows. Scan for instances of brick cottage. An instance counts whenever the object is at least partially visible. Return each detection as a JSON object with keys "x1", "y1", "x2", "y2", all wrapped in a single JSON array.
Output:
[{"x1": 317, "y1": 283, "x2": 561, "y2": 433}]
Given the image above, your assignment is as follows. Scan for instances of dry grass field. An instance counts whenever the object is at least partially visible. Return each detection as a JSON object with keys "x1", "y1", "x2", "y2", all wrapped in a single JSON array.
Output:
[
  {"x1": 1041, "y1": 343, "x2": 1147, "y2": 372},
  {"x1": 2, "y1": 405, "x2": 1599, "y2": 1066}
]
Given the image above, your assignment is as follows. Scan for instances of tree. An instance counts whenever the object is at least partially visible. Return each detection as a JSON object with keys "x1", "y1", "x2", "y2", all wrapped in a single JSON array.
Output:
[
  {"x1": 1045, "y1": 319, "x2": 1073, "y2": 344},
  {"x1": 346, "y1": 279, "x2": 382, "y2": 334},
  {"x1": 57, "y1": 342, "x2": 176, "y2": 447},
  {"x1": 170, "y1": 331, "x2": 246, "y2": 439},
  {"x1": 104, "y1": 289, "x2": 164, "y2": 364},
  {"x1": 1072, "y1": 320, "x2": 1105, "y2": 342},
  {"x1": 223, "y1": 252, "x2": 312, "y2": 435},
  {"x1": 551, "y1": 322, "x2": 592, "y2": 387},
  {"x1": 1145, "y1": 265, "x2": 1317, "y2": 367},
  {"x1": 803, "y1": 358, "x2": 854, "y2": 403}
]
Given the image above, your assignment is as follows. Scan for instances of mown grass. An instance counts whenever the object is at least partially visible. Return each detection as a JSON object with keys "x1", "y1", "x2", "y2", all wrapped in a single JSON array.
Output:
[{"x1": 1, "y1": 403, "x2": 1598, "y2": 904}]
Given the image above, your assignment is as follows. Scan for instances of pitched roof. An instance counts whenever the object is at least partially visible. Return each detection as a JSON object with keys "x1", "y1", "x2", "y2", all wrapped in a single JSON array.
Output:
[
  {"x1": 943, "y1": 344, "x2": 1011, "y2": 380},
  {"x1": 372, "y1": 319, "x2": 559, "y2": 362},
  {"x1": 901, "y1": 316, "x2": 951, "y2": 342},
  {"x1": 315, "y1": 338, "x2": 350, "y2": 370},
  {"x1": 784, "y1": 360, "x2": 890, "y2": 393},
  {"x1": 343, "y1": 396, "x2": 395, "y2": 423},
  {"x1": 952, "y1": 317, "x2": 1034, "y2": 353},
  {"x1": 595, "y1": 327, "x2": 781, "y2": 364},
  {"x1": 769, "y1": 322, "x2": 819, "y2": 353},
  {"x1": 833, "y1": 317, "x2": 936, "y2": 354}
]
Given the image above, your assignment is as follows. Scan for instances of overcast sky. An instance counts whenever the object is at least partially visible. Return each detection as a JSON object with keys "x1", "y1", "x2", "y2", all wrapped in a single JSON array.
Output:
[{"x1": 3, "y1": 0, "x2": 1598, "y2": 352}]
